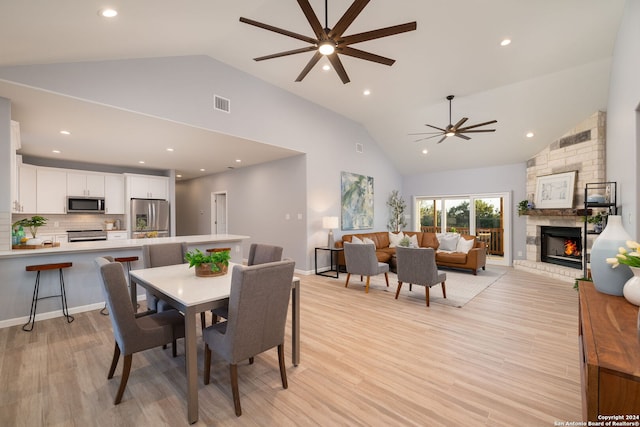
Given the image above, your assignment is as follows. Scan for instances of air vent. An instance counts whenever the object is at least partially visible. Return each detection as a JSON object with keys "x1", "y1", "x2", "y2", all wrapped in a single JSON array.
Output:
[
  {"x1": 214, "y1": 95, "x2": 231, "y2": 113},
  {"x1": 356, "y1": 143, "x2": 364, "y2": 153}
]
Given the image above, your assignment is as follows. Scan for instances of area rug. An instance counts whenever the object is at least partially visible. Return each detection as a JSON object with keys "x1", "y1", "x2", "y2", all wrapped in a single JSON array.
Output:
[{"x1": 363, "y1": 266, "x2": 508, "y2": 308}]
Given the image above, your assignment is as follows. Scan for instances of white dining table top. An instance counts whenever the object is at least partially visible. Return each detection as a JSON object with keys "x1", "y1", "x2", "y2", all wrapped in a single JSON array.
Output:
[{"x1": 129, "y1": 262, "x2": 238, "y2": 307}]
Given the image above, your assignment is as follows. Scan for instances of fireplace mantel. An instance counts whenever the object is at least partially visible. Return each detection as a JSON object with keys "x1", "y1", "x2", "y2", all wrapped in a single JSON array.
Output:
[{"x1": 520, "y1": 208, "x2": 584, "y2": 217}]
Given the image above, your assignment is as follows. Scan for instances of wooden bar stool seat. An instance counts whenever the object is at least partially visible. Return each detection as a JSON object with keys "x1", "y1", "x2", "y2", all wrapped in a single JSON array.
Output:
[
  {"x1": 101, "y1": 256, "x2": 140, "y2": 315},
  {"x1": 23, "y1": 262, "x2": 74, "y2": 332}
]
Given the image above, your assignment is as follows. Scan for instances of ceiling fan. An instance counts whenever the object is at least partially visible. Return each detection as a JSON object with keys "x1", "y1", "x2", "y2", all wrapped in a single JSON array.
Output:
[
  {"x1": 410, "y1": 95, "x2": 498, "y2": 144},
  {"x1": 239, "y1": 0, "x2": 417, "y2": 84}
]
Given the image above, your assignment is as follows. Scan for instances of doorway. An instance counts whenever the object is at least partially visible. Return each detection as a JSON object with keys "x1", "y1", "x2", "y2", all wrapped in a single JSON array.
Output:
[{"x1": 210, "y1": 191, "x2": 228, "y2": 234}]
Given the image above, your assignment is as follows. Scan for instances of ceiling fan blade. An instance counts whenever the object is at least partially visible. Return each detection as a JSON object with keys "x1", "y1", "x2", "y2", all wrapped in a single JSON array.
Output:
[
  {"x1": 240, "y1": 17, "x2": 318, "y2": 45},
  {"x1": 339, "y1": 22, "x2": 417, "y2": 45},
  {"x1": 459, "y1": 129, "x2": 497, "y2": 133},
  {"x1": 424, "y1": 124, "x2": 447, "y2": 132},
  {"x1": 408, "y1": 131, "x2": 442, "y2": 136},
  {"x1": 328, "y1": 53, "x2": 350, "y2": 84},
  {"x1": 435, "y1": 135, "x2": 448, "y2": 144},
  {"x1": 329, "y1": 0, "x2": 370, "y2": 39},
  {"x1": 454, "y1": 133, "x2": 472, "y2": 140},
  {"x1": 295, "y1": 51, "x2": 323, "y2": 82},
  {"x1": 452, "y1": 117, "x2": 468, "y2": 130},
  {"x1": 457, "y1": 120, "x2": 498, "y2": 132},
  {"x1": 254, "y1": 46, "x2": 317, "y2": 61},
  {"x1": 412, "y1": 133, "x2": 445, "y2": 142},
  {"x1": 297, "y1": 0, "x2": 326, "y2": 40},
  {"x1": 339, "y1": 46, "x2": 395, "y2": 66}
]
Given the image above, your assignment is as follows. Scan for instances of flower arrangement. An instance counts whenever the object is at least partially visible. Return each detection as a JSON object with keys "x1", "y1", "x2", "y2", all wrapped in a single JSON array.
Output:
[{"x1": 605, "y1": 241, "x2": 640, "y2": 268}]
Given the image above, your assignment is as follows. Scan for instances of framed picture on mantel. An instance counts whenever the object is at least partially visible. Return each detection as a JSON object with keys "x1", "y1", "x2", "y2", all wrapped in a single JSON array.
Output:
[{"x1": 534, "y1": 171, "x2": 576, "y2": 209}]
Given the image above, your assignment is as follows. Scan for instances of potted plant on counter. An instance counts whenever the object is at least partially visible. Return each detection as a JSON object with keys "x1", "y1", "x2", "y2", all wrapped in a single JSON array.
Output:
[
  {"x1": 184, "y1": 248, "x2": 231, "y2": 277},
  {"x1": 12, "y1": 215, "x2": 48, "y2": 245}
]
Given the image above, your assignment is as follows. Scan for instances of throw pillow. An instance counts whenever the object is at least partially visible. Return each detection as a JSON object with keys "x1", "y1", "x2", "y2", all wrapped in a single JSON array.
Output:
[
  {"x1": 351, "y1": 236, "x2": 364, "y2": 244},
  {"x1": 408, "y1": 234, "x2": 419, "y2": 248},
  {"x1": 456, "y1": 237, "x2": 475, "y2": 254},
  {"x1": 363, "y1": 237, "x2": 376, "y2": 246},
  {"x1": 389, "y1": 231, "x2": 404, "y2": 248},
  {"x1": 438, "y1": 233, "x2": 460, "y2": 252}
]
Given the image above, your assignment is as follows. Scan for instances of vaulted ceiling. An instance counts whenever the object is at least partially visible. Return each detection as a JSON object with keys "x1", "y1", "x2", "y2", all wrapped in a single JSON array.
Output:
[{"x1": 0, "y1": 1, "x2": 625, "y2": 179}]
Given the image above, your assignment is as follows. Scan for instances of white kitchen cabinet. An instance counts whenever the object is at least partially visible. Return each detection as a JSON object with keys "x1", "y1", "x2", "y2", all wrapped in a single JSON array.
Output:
[
  {"x1": 107, "y1": 231, "x2": 128, "y2": 240},
  {"x1": 13, "y1": 164, "x2": 37, "y2": 213},
  {"x1": 104, "y1": 174, "x2": 125, "y2": 214},
  {"x1": 39, "y1": 233, "x2": 68, "y2": 244},
  {"x1": 67, "y1": 172, "x2": 105, "y2": 197},
  {"x1": 37, "y1": 168, "x2": 67, "y2": 214},
  {"x1": 128, "y1": 175, "x2": 168, "y2": 200}
]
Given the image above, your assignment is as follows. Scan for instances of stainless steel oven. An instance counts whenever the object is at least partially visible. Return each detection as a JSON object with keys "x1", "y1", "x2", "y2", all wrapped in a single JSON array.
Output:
[{"x1": 67, "y1": 229, "x2": 108, "y2": 242}]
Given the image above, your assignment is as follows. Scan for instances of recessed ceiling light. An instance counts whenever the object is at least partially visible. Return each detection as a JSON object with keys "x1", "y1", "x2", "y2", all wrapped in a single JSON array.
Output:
[
  {"x1": 60, "y1": 130, "x2": 71, "y2": 135},
  {"x1": 235, "y1": 159, "x2": 242, "y2": 163},
  {"x1": 52, "y1": 149, "x2": 61, "y2": 154},
  {"x1": 363, "y1": 89, "x2": 371, "y2": 96},
  {"x1": 166, "y1": 148, "x2": 174, "y2": 152},
  {"x1": 138, "y1": 160, "x2": 145, "y2": 164},
  {"x1": 422, "y1": 149, "x2": 428, "y2": 155},
  {"x1": 99, "y1": 8, "x2": 118, "y2": 18},
  {"x1": 526, "y1": 132, "x2": 534, "y2": 138},
  {"x1": 500, "y1": 39, "x2": 511, "y2": 47},
  {"x1": 322, "y1": 64, "x2": 331, "y2": 71},
  {"x1": 200, "y1": 168, "x2": 205, "y2": 172},
  {"x1": 176, "y1": 174, "x2": 182, "y2": 178}
]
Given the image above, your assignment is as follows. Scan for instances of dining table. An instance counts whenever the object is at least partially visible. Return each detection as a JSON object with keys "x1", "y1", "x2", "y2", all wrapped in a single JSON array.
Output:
[{"x1": 128, "y1": 262, "x2": 301, "y2": 424}]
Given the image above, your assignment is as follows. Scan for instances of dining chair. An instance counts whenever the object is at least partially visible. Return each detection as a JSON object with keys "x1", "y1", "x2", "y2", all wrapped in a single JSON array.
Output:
[
  {"x1": 95, "y1": 257, "x2": 185, "y2": 404},
  {"x1": 202, "y1": 259, "x2": 295, "y2": 416},
  {"x1": 141, "y1": 242, "x2": 188, "y2": 312},
  {"x1": 343, "y1": 242, "x2": 389, "y2": 293},
  {"x1": 394, "y1": 246, "x2": 447, "y2": 307},
  {"x1": 210, "y1": 243, "x2": 284, "y2": 324}
]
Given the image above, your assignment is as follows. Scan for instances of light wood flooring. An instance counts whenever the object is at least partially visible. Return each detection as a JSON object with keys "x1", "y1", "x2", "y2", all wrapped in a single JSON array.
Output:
[{"x1": 0, "y1": 267, "x2": 582, "y2": 426}]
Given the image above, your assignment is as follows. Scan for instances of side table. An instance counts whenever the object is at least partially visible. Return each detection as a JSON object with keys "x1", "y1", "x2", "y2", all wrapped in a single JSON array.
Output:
[{"x1": 315, "y1": 247, "x2": 343, "y2": 278}]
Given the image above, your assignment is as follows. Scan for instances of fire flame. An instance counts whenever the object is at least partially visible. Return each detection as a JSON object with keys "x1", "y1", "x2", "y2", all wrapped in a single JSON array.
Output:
[{"x1": 564, "y1": 240, "x2": 580, "y2": 256}]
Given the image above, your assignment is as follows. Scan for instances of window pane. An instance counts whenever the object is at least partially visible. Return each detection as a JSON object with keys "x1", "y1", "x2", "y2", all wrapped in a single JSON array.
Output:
[{"x1": 445, "y1": 199, "x2": 470, "y2": 234}]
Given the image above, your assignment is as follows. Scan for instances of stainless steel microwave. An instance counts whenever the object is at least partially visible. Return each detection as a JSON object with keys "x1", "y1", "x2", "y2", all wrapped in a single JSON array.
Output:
[{"x1": 67, "y1": 197, "x2": 105, "y2": 213}]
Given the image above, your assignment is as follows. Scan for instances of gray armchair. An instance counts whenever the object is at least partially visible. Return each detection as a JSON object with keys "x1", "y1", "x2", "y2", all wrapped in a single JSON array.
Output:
[
  {"x1": 343, "y1": 242, "x2": 389, "y2": 293},
  {"x1": 95, "y1": 257, "x2": 185, "y2": 404},
  {"x1": 141, "y1": 242, "x2": 188, "y2": 312},
  {"x1": 202, "y1": 259, "x2": 296, "y2": 416},
  {"x1": 395, "y1": 246, "x2": 447, "y2": 307}
]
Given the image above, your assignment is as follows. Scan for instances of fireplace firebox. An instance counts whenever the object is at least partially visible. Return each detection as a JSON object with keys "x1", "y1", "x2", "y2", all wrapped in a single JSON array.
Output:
[{"x1": 540, "y1": 226, "x2": 582, "y2": 269}]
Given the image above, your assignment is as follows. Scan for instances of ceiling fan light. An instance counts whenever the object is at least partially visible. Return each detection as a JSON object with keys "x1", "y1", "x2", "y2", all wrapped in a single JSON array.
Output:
[
  {"x1": 445, "y1": 131, "x2": 455, "y2": 137},
  {"x1": 318, "y1": 41, "x2": 335, "y2": 55}
]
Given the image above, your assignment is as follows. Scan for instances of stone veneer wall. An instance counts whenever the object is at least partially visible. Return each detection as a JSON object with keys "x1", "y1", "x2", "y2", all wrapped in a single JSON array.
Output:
[{"x1": 514, "y1": 111, "x2": 606, "y2": 283}]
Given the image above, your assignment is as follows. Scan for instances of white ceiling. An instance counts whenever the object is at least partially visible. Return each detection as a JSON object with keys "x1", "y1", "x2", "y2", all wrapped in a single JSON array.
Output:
[{"x1": 0, "y1": 1, "x2": 626, "y2": 179}]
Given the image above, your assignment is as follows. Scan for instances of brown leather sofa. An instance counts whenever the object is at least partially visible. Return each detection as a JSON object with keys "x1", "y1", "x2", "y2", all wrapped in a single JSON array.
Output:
[{"x1": 335, "y1": 231, "x2": 486, "y2": 275}]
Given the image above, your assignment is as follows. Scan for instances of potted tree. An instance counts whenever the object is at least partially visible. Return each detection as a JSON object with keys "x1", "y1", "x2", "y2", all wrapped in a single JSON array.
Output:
[
  {"x1": 12, "y1": 215, "x2": 48, "y2": 245},
  {"x1": 184, "y1": 248, "x2": 231, "y2": 277},
  {"x1": 387, "y1": 190, "x2": 407, "y2": 232}
]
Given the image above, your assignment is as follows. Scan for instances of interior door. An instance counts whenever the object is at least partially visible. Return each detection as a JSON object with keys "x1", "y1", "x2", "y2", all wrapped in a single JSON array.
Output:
[{"x1": 211, "y1": 191, "x2": 227, "y2": 234}]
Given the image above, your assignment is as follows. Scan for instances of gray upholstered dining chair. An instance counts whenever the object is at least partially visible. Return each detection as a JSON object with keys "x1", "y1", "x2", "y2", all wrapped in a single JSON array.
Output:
[
  {"x1": 394, "y1": 246, "x2": 447, "y2": 307},
  {"x1": 210, "y1": 243, "x2": 284, "y2": 324},
  {"x1": 95, "y1": 257, "x2": 185, "y2": 405},
  {"x1": 202, "y1": 259, "x2": 295, "y2": 416},
  {"x1": 141, "y1": 242, "x2": 188, "y2": 312},
  {"x1": 343, "y1": 242, "x2": 389, "y2": 293}
]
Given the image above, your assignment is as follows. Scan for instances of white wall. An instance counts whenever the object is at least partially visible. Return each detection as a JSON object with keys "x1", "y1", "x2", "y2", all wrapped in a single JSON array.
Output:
[
  {"x1": 607, "y1": 0, "x2": 640, "y2": 238},
  {"x1": 0, "y1": 98, "x2": 11, "y2": 251},
  {"x1": 402, "y1": 162, "x2": 527, "y2": 264},
  {"x1": 0, "y1": 56, "x2": 401, "y2": 271}
]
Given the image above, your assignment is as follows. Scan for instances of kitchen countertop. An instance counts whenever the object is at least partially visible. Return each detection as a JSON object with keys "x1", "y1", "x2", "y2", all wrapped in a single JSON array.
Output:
[{"x1": 0, "y1": 234, "x2": 250, "y2": 259}]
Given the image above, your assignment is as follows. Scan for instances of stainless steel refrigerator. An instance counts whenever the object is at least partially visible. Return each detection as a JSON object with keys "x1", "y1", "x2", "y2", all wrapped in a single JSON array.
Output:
[{"x1": 130, "y1": 198, "x2": 170, "y2": 238}]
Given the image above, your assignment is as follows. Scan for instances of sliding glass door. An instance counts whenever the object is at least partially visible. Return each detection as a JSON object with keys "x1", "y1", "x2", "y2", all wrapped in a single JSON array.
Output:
[{"x1": 415, "y1": 193, "x2": 510, "y2": 265}]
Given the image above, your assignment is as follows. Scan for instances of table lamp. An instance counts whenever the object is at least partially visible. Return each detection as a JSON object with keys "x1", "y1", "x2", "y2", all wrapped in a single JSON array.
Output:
[{"x1": 322, "y1": 216, "x2": 339, "y2": 248}]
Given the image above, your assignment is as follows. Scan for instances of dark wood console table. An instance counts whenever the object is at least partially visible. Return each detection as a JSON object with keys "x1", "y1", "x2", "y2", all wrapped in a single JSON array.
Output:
[{"x1": 578, "y1": 280, "x2": 640, "y2": 420}]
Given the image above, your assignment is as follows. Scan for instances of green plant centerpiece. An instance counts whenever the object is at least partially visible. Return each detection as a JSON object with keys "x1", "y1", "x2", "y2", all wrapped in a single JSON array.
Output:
[
  {"x1": 185, "y1": 248, "x2": 231, "y2": 277},
  {"x1": 12, "y1": 215, "x2": 48, "y2": 244}
]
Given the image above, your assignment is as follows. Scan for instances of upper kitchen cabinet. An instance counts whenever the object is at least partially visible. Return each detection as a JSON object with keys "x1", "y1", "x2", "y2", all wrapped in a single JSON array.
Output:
[
  {"x1": 104, "y1": 174, "x2": 125, "y2": 214},
  {"x1": 67, "y1": 172, "x2": 105, "y2": 197},
  {"x1": 37, "y1": 168, "x2": 67, "y2": 214},
  {"x1": 13, "y1": 163, "x2": 37, "y2": 214},
  {"x1": 127, "y1": 174, "x2": 169, "y2": 200}
]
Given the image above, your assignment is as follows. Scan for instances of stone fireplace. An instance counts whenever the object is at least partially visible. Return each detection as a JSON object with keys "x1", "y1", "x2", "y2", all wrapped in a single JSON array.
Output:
[{"x1": 514, "y1": 111, "x2": 606, "y2": 282}]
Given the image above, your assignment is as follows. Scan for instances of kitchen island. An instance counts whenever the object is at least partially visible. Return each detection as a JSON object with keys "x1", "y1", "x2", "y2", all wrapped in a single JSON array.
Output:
[{"x1": 0, "y1": 234, "x2": 249, "y2": 328}]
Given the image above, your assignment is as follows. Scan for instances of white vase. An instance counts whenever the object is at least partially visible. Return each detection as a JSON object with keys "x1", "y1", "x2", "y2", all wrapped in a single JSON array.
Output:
[
  {"x1": 623, "y1": 267, "x2": 640, "y2": 306},
  {"x1": 25, "y1": 238, "x2": 43, "y2": 246},
  {"x1": 589, "y1": 215, "x2": 633, "y2": 296}
]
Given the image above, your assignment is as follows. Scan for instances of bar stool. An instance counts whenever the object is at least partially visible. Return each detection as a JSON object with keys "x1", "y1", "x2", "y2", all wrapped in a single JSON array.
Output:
[
  {"x1": 100, "y1": 256, "x2": 140, "y2": 315},
  {"x1": 23, "y1": 262, "x2": 74, "y2": 332}
]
